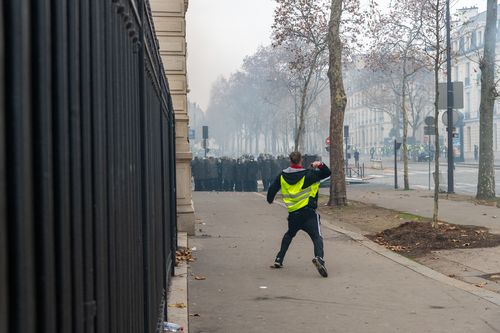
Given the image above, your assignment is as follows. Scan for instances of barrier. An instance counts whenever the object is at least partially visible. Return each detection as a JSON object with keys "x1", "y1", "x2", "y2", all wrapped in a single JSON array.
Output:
[{"x1": 1, "y1": 1, "x2": 177, "y2": 332}]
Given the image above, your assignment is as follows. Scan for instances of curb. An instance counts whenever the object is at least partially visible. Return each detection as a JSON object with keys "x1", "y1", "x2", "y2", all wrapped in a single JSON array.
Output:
[
  {"x1": 167, "y1": 232, "x2": 189, "y2": 332},
  {"x1": 324, "y1": 223, "x2": 500, "y2": 307},
  {"x1": 255, "y1": 192, "x2": 500, "y2": 307}
]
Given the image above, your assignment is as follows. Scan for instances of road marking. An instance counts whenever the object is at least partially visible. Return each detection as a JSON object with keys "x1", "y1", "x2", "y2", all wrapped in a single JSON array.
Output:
[
  {"x1": 455, "y1": 182, "x2": 476, "y2": 188},
  {"x1": 457, "y1": 169, "x2": 477, "y2": 173},
  {"x1": 408, "y1": 171, "x2": 432, "y2": 175}
]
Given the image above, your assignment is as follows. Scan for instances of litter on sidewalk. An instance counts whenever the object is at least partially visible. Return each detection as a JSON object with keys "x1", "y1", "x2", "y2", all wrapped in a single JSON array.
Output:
[{"x1": 163, "y1": 321, "x2": 183, "y2": 332}]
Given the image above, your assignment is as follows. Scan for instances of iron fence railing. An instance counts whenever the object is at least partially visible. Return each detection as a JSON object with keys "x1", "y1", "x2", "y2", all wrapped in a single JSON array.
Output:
[{"x1": 1, "y1": 1, "x2": 177, "y2": 332}]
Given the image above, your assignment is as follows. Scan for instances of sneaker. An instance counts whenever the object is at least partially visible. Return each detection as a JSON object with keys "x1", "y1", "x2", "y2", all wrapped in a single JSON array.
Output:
[
  {"x1": 272, "y1": 258, "x2": 283, "y2": 269},
  {"x1": 312, "y1": 257, "x2": 328, "y2": 277}
]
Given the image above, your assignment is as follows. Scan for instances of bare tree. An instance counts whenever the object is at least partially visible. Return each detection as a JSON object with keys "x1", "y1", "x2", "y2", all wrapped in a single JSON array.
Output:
[
  {"x1": 365, "y1": 72, "x2": 397, "y2": 119},
  {"x1": 421, "y1": 0, "x2": 447, "y2": 225},
  {"x1": 368, "y1": 0, "x2": 427, "y2": 190},
  {"x1": 407, "y1": 72, "x2": 434, "y2": 145},
  {"x1": 357, "y1": 63, "x2": 433, "y2": 147},
  {"x1": 205, "y1": 45, "x2": 317, "y2": 156},
  {"x1": 273, "y1": 0, "x2": 329, "y2": 151}
]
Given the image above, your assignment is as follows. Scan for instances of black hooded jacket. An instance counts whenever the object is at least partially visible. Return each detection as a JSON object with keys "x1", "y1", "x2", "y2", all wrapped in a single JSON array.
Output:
[{"x1": 267, "y1": 163, "x2": 331, "y2": 211}]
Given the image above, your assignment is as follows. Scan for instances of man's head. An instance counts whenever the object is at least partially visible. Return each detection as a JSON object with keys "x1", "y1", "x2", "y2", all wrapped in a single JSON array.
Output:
[{"x1": 289, "y1": 151, "x2": 302, "y2": 165}]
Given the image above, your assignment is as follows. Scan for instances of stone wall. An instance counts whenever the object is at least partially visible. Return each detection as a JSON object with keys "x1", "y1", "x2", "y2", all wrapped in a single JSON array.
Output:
[{"x1": 151, "y1": 0, "x2": 195, "y2": 235}]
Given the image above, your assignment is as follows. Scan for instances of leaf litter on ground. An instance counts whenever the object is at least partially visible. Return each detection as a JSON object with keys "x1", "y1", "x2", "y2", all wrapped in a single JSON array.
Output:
[
  {"x1": 176, "y1": 247, "x2": 196, "y2": 266},
  {"x1": 367, "y1": 221, "x2": 500, "y2": 257}
]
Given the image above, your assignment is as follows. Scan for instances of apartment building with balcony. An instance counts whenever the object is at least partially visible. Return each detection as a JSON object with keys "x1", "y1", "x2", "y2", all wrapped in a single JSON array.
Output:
[{"x1": 451, "y1": 6, "x2": 500, "y2": 156}]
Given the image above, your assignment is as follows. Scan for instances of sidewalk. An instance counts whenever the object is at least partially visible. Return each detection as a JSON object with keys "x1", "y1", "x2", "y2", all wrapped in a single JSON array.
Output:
[
  {"x1": 373, "y1": 155, "x2": 500, "y2": 169},
  {"x1": 340, "y1": 184, "x2": 500, "y2": 295},
  {"x1": 343, "y1": 184, "x2": 500, "y2": 234},
  {"x1": 188, "y1": 192, "x2": 500, "y2": 333}
]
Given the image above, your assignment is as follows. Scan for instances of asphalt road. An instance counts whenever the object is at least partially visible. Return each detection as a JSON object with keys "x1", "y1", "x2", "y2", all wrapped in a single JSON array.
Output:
[{"x1": 362, "y1": 160, "x2": 500, "y2": 195}]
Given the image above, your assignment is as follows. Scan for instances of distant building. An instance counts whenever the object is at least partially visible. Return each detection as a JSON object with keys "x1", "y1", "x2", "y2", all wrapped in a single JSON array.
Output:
[
  {"x1": 343, "y1": 61, "x2": 434, "y2": 155},
  {"x1": 344, "y1": 66, "x2": 393, "y2": 155},
  {"x1": 451, "y1": 6, "x2": 500, "y2": 156},
  {"x1": 344, "y1": 6, "x2": 500, "y2": 160}
]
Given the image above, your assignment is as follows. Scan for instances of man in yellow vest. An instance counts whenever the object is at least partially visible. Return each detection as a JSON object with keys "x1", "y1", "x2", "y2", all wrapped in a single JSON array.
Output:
[{"x1": 267, "y1": 151, "x2": 331, "y2": 277}]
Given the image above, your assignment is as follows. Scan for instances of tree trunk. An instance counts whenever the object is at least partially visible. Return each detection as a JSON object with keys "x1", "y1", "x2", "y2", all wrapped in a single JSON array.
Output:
[
  {"x1": 294, "y1": 54, "x2": 319, "y2": 152},
  {"x1": 432, "y1": 0, "x2": 441, "y2": 226},
  {"x1": 477, "y1": 0, "x2": 497, "y2": 200},
  {"x1": 237, "y1": 132, "x2": 240, "y2": 154},
  {"x1": 235, "y1": 133, "x2": 238, "y2": 154},
  {"x1": 327, "y1": 0, "x2": 347, "y2": 206},
  {"x1": 255, "y1": 129, "x2": 259, "y2": 155},
  {"x1": 294, "y1": 85, "x2": 308, "y2": 151},
  {"x1": 294, "y1": 77, "x2": 313, "y2": 151},
  {"x1": 402, "y1": 73, "x2": 410, "y2": 190},
  {"x1": 284, "y1": 119, "x2": 289, "y2": 152},
  {"x1": 246, "y1": 133, "x2": 250, "y2": 153},
  {"x1": 272, "y1": 132, "x2": 277, "y2": 154},
  {"x1": 411, "y1": 127, "x2": 416, "y2": 154}
]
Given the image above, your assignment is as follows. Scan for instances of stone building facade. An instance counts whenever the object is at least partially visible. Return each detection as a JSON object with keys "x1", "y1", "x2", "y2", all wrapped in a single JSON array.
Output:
[
  {"x1": 344, "y1": 87, "x2": 393, "y2": 154},
  {"x1": 343, "y1": 63, "x2": 434, "y2": 155},
  {"x1": 451, "y1": 6, "x2": 500, "y2": 157},
  {"x1": 151, "y1": 0, "x2": 195, "y2": 234}
]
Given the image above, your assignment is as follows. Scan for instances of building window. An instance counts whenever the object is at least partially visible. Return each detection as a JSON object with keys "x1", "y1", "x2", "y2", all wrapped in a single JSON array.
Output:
[
  {"x1": 465, "y1": 62, "x2": 470, "y2": 86},
  {"x1": 466, "y1": 92, "x2": 471, "y2": 114},
  {"x1": 466, "y1": 126, "x2": 471, "y2": 152},
  {"x1": 478, "y1": 30, "x2": 483, "y2": 45},
  {"x1": 471, "y1": 32, "x2": 476, "y2": 49},
  {"x1": 454, "y1": 65, "x2": 459, "y2": 81}
]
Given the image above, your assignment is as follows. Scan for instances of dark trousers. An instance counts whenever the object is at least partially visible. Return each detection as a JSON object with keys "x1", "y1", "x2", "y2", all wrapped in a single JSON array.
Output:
[{"x1": 276, "y1": 208, "x2": 324, "y2": 263}]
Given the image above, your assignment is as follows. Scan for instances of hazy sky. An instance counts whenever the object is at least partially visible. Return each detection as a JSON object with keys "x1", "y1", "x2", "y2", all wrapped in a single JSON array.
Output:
[{"x1": 186, "y1": 0, "x2": 486, "y2": 111}]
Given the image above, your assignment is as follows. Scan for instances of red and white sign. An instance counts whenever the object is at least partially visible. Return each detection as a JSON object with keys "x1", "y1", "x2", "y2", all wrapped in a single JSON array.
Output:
[{"x1": 325, "y1": 137, "x2": 330, "y2": 145}]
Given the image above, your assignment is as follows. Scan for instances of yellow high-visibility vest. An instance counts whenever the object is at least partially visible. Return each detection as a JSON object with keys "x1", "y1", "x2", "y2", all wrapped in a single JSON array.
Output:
[{"x1": 280, "y1": 175, "x2": 321, "y2": 213}]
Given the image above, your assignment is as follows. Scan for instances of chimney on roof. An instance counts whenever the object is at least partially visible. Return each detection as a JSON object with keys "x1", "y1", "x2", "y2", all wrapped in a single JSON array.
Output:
[{"x1": 456, "y1": 6, "x2": 479, "y2": 24}]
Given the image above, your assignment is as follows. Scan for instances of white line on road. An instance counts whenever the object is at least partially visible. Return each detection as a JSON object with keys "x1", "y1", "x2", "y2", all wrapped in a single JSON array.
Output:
[{"x1": 455, "y1": 182, "x2": 476, "y2": 188}]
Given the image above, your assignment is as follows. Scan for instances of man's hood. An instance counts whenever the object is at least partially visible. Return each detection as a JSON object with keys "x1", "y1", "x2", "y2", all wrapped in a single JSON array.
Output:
[{"x1": 281, "y1": 167, "x2": 306, "y2": 185}]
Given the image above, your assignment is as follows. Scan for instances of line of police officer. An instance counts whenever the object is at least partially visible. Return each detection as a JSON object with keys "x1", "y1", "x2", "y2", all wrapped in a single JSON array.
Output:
[{"x1": 191, "y1": 154, "x2": 320, "y2": 192}]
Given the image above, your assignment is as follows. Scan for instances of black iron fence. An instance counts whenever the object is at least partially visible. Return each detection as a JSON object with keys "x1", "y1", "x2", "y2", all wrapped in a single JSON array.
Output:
[{"x1": 1, "y1": 1, "x2": 177, "y2": 332}]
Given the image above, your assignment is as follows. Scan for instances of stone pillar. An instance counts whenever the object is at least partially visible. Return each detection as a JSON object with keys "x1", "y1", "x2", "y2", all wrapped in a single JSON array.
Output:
[{"x1": 151, "y1": 0, "x2": 195, "y2": 235}]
